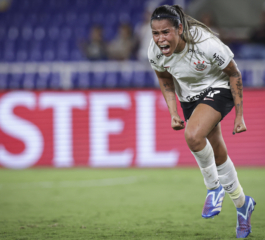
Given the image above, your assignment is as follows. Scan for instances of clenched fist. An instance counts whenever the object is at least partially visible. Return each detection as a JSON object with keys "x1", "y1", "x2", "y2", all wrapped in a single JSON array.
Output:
[
  {"x1": 233, "y1": 116, "x2": 247, "y2": 135},
  {"x1": 171, "y1": 115, "x2": 185, "y2": 130}
]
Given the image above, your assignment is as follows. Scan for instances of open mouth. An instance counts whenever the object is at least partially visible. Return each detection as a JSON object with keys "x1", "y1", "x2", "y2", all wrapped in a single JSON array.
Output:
[{"x1": 160, "y1": 45, "x2": 170, "y2": 54}]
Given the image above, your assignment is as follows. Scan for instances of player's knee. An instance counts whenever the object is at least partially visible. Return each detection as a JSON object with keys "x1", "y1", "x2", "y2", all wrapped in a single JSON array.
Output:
[{"x1": 185, "y1": 129, "x2": 202, "y2": 152}]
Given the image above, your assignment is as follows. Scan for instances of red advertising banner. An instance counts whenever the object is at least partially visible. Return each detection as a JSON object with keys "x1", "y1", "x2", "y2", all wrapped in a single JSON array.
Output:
[{"x1": 0, "y1": 89, "x2": 264, "y2": 168}]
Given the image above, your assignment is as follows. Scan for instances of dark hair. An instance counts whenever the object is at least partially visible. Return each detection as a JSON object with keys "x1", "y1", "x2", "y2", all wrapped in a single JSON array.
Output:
[{"x1": 151, "y1": 5, "x2": 216, "y2": 56}]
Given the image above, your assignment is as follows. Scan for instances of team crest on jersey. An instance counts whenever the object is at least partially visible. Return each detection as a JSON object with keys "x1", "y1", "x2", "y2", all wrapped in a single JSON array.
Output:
[{"x1": 194, "y1": 61, "x2": 207, "y2": 71}]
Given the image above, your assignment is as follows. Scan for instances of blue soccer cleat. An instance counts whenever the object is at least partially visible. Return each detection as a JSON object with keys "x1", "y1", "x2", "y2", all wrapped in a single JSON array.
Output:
[
  {"x1": 202, "y1": 185, "x2": 225, "y2": 218},
  {"x1": 236, "y1": 196, "x2": 256, "y2": 238}
]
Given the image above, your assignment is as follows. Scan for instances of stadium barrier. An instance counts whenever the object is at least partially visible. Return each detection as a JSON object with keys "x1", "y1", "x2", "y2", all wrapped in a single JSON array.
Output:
[
  {"x1": 0, "y1": 89, "x2": 264, "y2": 169},
  {"x1": 0, "y1": 60, "x2": 265, "y2": 90}
]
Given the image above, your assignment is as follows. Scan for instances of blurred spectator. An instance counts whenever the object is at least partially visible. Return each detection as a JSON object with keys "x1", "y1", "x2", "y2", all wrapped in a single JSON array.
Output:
[
  {"x1": 135, "y1": 9, "x2": 153, "y2": 61},
  {"x1": 250, "y1": 6, "x2": 265, "y2": 45},
  {"x1": 79, "y1": 25, "x2": 107, "y2": 60},
  {"x1": 199, "y1": 12, "x2": 220, "y2": 36},
  {"x1": 107, "y1": 24, "x2": 137, "y2": 60},
  {"x1": 0, "y1": 0, "x2": 11, "y2": 11}
]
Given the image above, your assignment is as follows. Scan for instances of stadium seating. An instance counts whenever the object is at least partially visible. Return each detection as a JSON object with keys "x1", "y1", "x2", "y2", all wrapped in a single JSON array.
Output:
[
  {"x1": 0, "y1": 0, "x2": 171, "y2": 63},
  {"x1": 0, "y1": 0, "x2": 264, "y2": 89},
  {"x1": 0, "y1": 0, "x2": 178, "y2": 89}
]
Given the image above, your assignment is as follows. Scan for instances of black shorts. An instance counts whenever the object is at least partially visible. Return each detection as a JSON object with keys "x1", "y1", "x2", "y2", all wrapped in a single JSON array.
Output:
[{"x1": 180, "y1": 88, "x2": 234, "y2": 121}]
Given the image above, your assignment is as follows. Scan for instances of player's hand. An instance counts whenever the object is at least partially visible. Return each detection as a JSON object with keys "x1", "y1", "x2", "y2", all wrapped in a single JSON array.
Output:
[
  {"x1": 171, "y1": 115, "x2": 185, "y2": 130},
  {"x1": 233, "y1": 116, "x2": 247, "y2": 135}
]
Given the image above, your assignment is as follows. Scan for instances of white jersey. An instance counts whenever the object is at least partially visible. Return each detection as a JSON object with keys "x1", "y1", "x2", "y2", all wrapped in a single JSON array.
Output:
[{"x1": 148, "y1": 27, "x2": 234, "y2": 102}]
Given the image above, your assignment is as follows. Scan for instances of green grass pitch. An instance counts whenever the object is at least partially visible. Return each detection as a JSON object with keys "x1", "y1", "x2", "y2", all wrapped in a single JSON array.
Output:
[{"x1": 0, "y1": 168, "x2": 264, "y2": 240}]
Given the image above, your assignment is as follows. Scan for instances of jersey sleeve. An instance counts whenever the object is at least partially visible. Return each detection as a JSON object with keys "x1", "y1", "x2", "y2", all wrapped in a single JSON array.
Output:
[
  {"x1": 147, "y1": 39, "x2": 166, "y2": 72},
  {"x1": 205, "y1": 37, "x2": 234, "y2": 70}
]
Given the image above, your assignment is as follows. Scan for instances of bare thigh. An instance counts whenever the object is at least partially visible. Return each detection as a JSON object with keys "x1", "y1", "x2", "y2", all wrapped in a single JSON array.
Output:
[{"x1": 184, "y1": 103, "x2": 221, "y2": 152}]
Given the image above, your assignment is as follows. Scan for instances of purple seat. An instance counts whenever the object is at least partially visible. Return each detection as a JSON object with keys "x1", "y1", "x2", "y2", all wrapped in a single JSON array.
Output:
[
  {"x1": 70, "y1": 49, "x2": 84, "y2": 61},
  {"x1": 3, "y1": 40, "x2": 16, "y2": 61},
  {"x1": 0, "y1": 74, "x2": 8, "y2": 89},
  {"x1": 21, "y1": 26, "x2": 33, "y2": 41},
  {"x1": 35, "y1": 72, "x2": 51, "y2": 89},
  {"x1": 16, "y1": 50, "x2": 28, "y2": 62},
  {"x1": 0, "y1": 26, "x2": 6, "y2": 41},
  {"x1": 23, "y1": 73, "x2": 36, "y2": 89},
  {"x1": 49, "y1": 73, "x2": 61, "y2": 89},
  {"x1": 9, "y1": 73, "x2": 24, "y2": 89},
  {"x1": 7, "y1": 26, "x2": 19, "y2": 41},
  {"x1": 59, "y1": 26, "x2": 72, "y2": 40}
]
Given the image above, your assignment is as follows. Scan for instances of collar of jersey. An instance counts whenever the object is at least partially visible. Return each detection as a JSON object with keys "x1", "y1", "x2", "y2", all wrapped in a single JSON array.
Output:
[{"x1": 173, "y1": 42, "x2": 188, "y2": 56}]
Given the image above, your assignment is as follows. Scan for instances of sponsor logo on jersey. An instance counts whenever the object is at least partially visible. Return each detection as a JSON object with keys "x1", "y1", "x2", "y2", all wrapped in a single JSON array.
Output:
[
  {"x1": 156, "y1": 53, "x2": 163, "y2": 59},
  {"x1": 188, "y1": 49, "x2": 205, "y2": 56},
  {"x1": 149, "y1": 59, "x2": 156, "y2": 65},
  {"x1": 213, "y1": 53, "x2": 225, "y2": 66},
  {"x1": 186, "y1": 87, "x2": 213, "y2": 102},
  {"x1": 194, "y1": 60, "x2": 207, "y2": 71}
]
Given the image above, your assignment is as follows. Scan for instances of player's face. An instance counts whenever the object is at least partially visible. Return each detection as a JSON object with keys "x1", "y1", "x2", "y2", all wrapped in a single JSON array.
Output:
[{"x1": 151, "y1": 19, "x2": 184, "y2": 57}]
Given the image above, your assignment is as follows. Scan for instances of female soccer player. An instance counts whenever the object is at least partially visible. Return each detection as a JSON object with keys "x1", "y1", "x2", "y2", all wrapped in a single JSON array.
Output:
[{"x1": 148, "y1": 5, "x2": 255, "y2": 238}]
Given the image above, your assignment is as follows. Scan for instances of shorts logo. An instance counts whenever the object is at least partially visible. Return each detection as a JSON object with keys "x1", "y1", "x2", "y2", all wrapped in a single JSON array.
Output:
[
  {"x1": 194, "y1": 61, "x2": 207, "y2": 71},
  {"x1": 206, "y1": 90, "x2": 220, "y2": 98}
]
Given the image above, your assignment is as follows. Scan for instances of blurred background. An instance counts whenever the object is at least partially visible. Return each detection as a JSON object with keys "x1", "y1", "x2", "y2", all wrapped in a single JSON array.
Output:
[
  {"x1": 0, "y1": 0, "x2": 265, "y2": 168},
  {"x1": 0, "y1": 0, "x2": 265, "y2": 89}
]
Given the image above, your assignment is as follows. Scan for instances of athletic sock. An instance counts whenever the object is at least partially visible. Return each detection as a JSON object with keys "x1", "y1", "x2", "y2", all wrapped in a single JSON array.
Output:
[
  {"x1": 191, "y1": 139, "x2": 220, "y2": 190},
  {"x1": 217, "y1": 156, "x2": 245, "y2": 208},
  {"x1": 230, "y1": 186, "x2": 245, "y2": 208}
]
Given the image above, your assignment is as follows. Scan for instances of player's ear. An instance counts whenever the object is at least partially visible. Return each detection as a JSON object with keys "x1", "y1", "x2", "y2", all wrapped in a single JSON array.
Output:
[{"x1": 177, "y1": 23, "x2": 183, "y2": 35}]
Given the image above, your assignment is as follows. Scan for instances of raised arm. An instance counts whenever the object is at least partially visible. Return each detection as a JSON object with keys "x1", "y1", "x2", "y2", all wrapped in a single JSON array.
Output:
[
  {"x1": 222, "y1": 60, "x2": 247, "y2": 134},
  {"x1": 155, "y1": 70, "x2": 185, "y2": 130}
]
